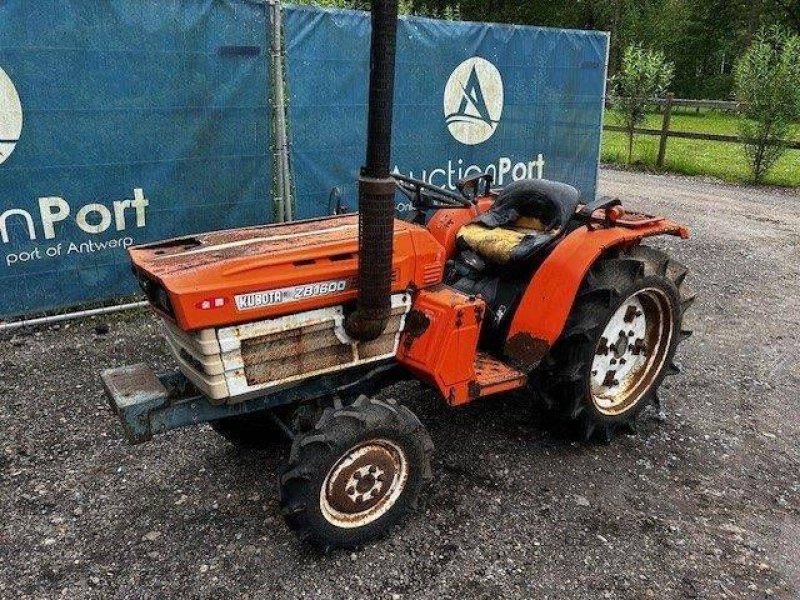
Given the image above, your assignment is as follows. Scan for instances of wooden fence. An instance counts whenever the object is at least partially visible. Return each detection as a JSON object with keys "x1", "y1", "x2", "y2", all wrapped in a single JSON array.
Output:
[{"x1": 603, "y1": 94, "x2": 800, "y2": 168}]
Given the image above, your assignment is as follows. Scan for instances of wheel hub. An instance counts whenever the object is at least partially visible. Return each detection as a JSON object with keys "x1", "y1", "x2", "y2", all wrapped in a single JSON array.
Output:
[
  {"x1": 345, "y1": 463, "x2": 386, "y2": 504},
  {"x1": 320, "y1": 439, "x2": 408, "y2": 528},
  {"x1": 590, "y1": 289, "x2": 674, "y2": 416}
]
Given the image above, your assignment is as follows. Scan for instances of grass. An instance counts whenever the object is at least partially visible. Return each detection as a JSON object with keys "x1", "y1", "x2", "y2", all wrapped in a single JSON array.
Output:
[{"x1": 602, "y1": 108, "x2": 800, "y2": 187}]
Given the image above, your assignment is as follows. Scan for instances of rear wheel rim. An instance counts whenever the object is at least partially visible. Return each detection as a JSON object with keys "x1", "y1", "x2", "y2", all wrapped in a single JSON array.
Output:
[
  {"x1": 590, "y1": 288, "x2": 675, "y2": 416},
  {"x1": 320, "y1": 439, "x2": 409, "y2": 529}
]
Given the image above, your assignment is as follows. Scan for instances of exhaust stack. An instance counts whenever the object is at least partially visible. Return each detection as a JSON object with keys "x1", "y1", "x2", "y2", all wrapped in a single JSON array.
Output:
[{"x1": 344, "y1": 0, "x2": 400, "y2": 342}]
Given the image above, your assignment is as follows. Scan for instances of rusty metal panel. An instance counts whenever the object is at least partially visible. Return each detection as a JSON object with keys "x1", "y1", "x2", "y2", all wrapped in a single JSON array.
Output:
[
  {"x1": 240, "y1": 322, "x2": 342, "y2": 365},
  {"x1": 358, "y1": 312, "x2": 405, "y2": 359},
  {"x1": 472, "y1": 352, "x2": 527, "y2": 398},
  {"x1": 396, "y1": 285, "x2": 485, "y2": 404},
  {"x1": 160, "y1": 294, "x2": 410, "y2": 403},
  {"x1": 101, "y1": 364, "x2": 170, "y2": 444},
  {"x1": 244, "y1": 345, "x2": 354, "y2": 385}
]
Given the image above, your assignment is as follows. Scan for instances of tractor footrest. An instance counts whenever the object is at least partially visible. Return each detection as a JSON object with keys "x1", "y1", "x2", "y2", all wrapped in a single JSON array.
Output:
[{"x1": 472, "y1": 353, "x2": 527, "y2": 398}]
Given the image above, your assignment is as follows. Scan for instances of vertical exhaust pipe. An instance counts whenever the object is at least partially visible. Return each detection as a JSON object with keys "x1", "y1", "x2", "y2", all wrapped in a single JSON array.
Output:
[{"x1": 345, "y1": 0, "x2": 400, "y2": 342}]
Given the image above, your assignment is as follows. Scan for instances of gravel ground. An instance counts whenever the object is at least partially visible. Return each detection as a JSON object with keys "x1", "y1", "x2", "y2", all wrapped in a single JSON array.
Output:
[{"x1": 1, "y1": 169, "x2": 799, "y2": 599}]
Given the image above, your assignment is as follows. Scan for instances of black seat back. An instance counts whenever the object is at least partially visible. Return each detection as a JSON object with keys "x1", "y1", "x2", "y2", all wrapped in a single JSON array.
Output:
[{"x1": 476, "y1": 179, "x2": 581, "y2": 231}]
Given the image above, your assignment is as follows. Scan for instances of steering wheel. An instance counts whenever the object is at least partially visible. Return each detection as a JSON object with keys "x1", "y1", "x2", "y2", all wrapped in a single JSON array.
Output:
[{"x1": 393, "y1": 173, "x2": 473, "y2": 209}]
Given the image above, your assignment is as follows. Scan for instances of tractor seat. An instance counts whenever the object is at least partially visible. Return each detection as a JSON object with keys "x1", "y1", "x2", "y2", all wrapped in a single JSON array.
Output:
[{"x1": 457, "y1": 179, "x2": 581, "y2": 266}]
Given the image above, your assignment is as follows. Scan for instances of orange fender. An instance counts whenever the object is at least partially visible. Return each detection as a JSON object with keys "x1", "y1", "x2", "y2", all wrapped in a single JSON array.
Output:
[{"x1": 504, "y1": 218, "x2": 689, "y2": 369}]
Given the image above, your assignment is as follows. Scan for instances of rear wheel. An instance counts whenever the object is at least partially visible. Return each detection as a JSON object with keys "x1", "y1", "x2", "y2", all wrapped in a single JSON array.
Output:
[
  {"x1": 279, "y1": 396, "x2": 433, "y2": 551},
  {"x1": 536, "y1": 245, "x2": 694, "y2": 442}
]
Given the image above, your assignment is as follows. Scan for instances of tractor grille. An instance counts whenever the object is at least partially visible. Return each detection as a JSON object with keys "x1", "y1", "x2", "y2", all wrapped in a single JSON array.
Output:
[{"x1": 161, "y1": 294, "x2": 410, "y2": 403}]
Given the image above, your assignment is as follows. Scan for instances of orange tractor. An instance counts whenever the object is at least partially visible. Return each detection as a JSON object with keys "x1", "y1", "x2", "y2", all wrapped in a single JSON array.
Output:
[{"x1": 102, "y1": 0, "x2": 693, "y2": 551}]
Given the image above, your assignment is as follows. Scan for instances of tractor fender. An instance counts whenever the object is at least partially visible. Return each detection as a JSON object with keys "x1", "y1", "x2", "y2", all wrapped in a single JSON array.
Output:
[{"x1": 504, "y1": 219, "x2": 689, "y2": 370}]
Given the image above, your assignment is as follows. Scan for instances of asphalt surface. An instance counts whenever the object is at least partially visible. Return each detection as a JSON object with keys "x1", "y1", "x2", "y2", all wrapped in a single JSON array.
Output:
[{"x1": 1, "y1": 169, "x2": 799, "y2": 599}]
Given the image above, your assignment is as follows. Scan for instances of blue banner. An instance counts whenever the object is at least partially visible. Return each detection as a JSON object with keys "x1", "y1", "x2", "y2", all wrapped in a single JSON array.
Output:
[
  {"x1": 0, "y1": 0, "x2": 271, "y2": 317},
  {"x1": 284, "y1": 6, "x2": 609, "y2": 219},
  {"x1": 0, "y1": 2, "x2": 607, "y2": 318}
]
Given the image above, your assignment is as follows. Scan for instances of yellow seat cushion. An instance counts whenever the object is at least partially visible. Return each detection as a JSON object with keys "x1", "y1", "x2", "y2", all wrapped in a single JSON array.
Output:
[
  {"x1": 457, "y1": 219, "x2": 558, "y2": 265},
  {"x1": 513, "y1": 216, "x2": 548, "y2": 232},
  {"x1": 457, "y1": 224, "x2": 524, "y2": 264}
]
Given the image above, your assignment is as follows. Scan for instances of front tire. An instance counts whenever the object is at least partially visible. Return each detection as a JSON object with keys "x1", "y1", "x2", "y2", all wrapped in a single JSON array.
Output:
[
  {"x1": 279, "y1": 396, "x2": 433, "y2": 551},
  {"x1": 536, "y1": 245, "x2": 694, "y2": 442}
]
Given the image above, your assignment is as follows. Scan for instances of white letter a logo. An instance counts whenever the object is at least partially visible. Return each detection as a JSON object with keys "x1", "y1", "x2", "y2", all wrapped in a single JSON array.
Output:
[{"x1": 444, "y1": 57, "x2": 504, "y2": 145}]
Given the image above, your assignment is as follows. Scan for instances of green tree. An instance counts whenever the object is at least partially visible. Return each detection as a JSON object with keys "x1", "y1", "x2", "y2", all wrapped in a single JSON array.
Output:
[
  {"x1": 735, "y1": 27, "x2": 800, "y2": 183},
  {"x1": 294, "y1": 0, "x2": 800, "y2": 102},
  {"x1": 612, "y1": 44, "x2": 674, "y2": 164}
]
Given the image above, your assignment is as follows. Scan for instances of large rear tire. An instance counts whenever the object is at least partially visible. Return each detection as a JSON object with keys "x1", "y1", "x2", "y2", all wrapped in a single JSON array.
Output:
[
  {"x1": 279, "y1": 396, "x2": 433, "y2": 551},
  {"x1": 535, "y1": 245, "x2": 694, "y2": 442}
]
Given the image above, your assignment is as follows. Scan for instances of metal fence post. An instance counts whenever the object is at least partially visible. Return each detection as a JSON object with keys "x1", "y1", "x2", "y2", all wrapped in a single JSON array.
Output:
[
  {"x1": 268, "y1": 0, "x2": 293, "y2": 222},
  {"x1": 657, "y1": 93, "x2": 674, "y2": 169}
]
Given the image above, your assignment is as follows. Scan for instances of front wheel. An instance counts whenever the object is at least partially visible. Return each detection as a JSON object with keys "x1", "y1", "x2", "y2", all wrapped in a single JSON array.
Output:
[
  {"x1": 536, "y1": 245, "x2": 694, "y2": 442},
  {"x1": 279, "y1": 396, "x2": 433, "y2": 551}
]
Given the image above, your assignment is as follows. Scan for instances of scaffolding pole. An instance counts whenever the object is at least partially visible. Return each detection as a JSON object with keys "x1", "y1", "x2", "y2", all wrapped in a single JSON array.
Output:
[{"x1": 269, "y1": 0, "x2": 293, "y2": 222}]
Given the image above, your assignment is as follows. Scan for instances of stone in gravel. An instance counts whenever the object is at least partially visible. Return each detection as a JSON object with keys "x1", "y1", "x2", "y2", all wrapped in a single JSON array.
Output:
[
  {"x1": 142, "y1": 531, "x2": 161, "y2": 542},
  {"x1": 574, "y1": 494, "x2": 590, "y2": 507}
]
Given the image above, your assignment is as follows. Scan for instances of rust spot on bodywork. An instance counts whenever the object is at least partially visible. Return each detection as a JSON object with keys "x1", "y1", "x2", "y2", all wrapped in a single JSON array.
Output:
[{"x1": 505, "y1": 333, "x2": 550, "y2": 371}]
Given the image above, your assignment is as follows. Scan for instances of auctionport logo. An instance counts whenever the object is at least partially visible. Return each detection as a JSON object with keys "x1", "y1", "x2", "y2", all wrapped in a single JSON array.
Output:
[
  {"x1": 444, "y1": 57, "x2": 504, "y2": 146},
  {"x1": 0, "y1": 66, "x2": 23, "y2": 166}
]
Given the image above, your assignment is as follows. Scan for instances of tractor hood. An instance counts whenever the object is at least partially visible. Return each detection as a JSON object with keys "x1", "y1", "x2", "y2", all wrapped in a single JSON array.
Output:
[{"x1": 129, "y1": 214, "x2": 444, "y2": 331}]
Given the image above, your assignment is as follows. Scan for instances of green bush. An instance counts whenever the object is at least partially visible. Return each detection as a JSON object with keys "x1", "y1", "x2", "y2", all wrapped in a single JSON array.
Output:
[
  {"x1": 612, "y1": 45, "x2": 675, "y2": 164},
  {"x1": 735, "y1": 27, "x2": 800, "y2": 184}
]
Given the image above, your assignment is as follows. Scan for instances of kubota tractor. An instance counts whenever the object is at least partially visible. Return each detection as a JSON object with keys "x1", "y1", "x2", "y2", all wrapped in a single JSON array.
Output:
[{"x1": 102, "y1": 0, "x2": 693, "y2": 551}]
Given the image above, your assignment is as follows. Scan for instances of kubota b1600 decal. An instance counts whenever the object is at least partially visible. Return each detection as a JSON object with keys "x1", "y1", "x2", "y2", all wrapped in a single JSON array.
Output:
[{"x1": 235, "y1": 279, "x2": 349, "y2": 311}]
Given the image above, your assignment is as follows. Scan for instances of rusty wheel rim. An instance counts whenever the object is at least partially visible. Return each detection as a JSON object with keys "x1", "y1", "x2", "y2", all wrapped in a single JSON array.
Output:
[
  {"x1": 590, "y1": 288, "x2": 675, "y2": 416},
  {"x1": 320, "y1": 439, "x2": 409, "y2": 529}
]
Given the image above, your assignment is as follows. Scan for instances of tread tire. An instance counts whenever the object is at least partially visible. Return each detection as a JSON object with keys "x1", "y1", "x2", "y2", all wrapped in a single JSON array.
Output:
[
  {"x1": 535, "y1": 245, "x2": 694, "y2": 442},
  {"x1": 279, "y1": 395, "x2": 433, "y2": 552}
]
